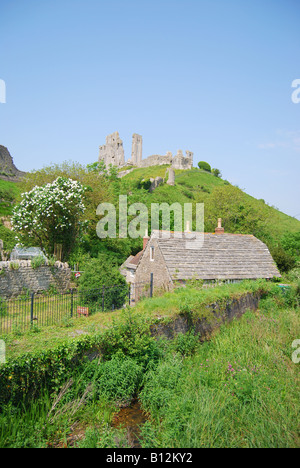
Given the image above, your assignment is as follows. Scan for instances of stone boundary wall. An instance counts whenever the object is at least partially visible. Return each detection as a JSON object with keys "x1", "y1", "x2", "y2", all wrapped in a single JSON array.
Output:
[
  {"x1": 84, "y1": 291, "x2": 262, "y2": 361},
  {"x1": 0, "y1": 261, "x2": 71, "y2": 298},
  {"x1": 150, "y1": 292, "x2": 260, "y2": 341}
]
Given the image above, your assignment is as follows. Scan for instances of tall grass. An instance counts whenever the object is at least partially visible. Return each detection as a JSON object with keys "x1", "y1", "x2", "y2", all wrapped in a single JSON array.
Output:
[
  {"x1": 1, "y1": 283, "x2": 299, "y2": 448},
  {"x1": 139, "y1": 294, "x2": 300, "y2": 448}
]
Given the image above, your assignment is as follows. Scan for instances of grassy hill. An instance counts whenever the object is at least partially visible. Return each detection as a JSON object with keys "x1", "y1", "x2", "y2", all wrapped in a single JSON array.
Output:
[
  {"x1": 3, "y1": 161, "x2": 300, "y2": 273},
  {"x1": 121, "y1": 165, "x2": 300, "y2": 238},
  {"x1": 0, "y1": 179, "x2": 21, "y2": 217}
]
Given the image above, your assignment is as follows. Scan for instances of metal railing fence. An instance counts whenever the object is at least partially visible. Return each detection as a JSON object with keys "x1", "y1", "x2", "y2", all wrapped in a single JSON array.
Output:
[{"x1": 0, "y1": 276, "x2": 153, "y2": 335}]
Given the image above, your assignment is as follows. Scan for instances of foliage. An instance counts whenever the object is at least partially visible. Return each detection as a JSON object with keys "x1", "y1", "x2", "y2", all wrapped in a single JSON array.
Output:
[
  {"x1": 11, "y1": 177, "x2": 87, "y2": 261},
  {"x1": 281, "y1": 231, "x2": 300, "y2": 259},
  {"x1": 78, "y1": 256, "x2": 128, "y2": 311},
  {"x1": 270, "y1": 244, "x2": 297, "y2": 273},
  {"x1": 86, "y1": 161, "x2": 106, "y2": 173},
  {"x1": 0, "y1": 224, "x2": 16, "y2": 252},
  {"x1": 212, "y1": 168, "x2": 222, "y2": 177},
  {"x1": 138, "y1": 290, "x2": 300, "y2": 448},
  {"x1": 0, "y1": 281, "x2": 299, "y2": 448},
  {"x1": 139, "y1": 355, "x2": 184, "y2": 414},
  {"x1": 168, "y1": 330, "x2": 200, "y2": 356},
  {"x1": 198, "y1": 161, "x2": 211, "y2": 172},
  {"x1": 31, "y1": 255, "x2": 47, "y2": 269},
  {"x1": 0, "y1": 179, "x2": 21, "y2": 217},
  {"x1": 91, "y1": 356, "x2": 143, "y2": 403}
]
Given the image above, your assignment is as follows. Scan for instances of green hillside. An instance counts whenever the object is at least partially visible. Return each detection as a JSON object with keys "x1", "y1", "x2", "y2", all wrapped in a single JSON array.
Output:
[
  {"x1": 119, "y1": 165, "x2": 300, "y2": 274},
  {"x1": 122, "y1": 165, "x2": 300, "y2": 237},
  {"x1": 0, "y1": 179, "x2": 21, "y2": 217},
  {"x1": 6, "y1": 162, "x2": 300, "y2": 274}
]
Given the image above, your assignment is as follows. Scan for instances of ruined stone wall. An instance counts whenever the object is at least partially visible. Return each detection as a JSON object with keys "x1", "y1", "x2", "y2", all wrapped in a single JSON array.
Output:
[
  {"x1": 98, "y1": 131, "x2": 193, "y2": 170},
  {"x1": 139, "y1": 153, "x2": 173, "y2": 168},
  {"x1": 0, "y1": 261, "x2": 71, "y2": 298},
  {"x1": 130, "y1": 150, "x2": 193, "y2": 170},
  {"x1": 172, "y1": 150, "x2": 193, "y2": 170},
  {"x1": 99, "y1": 131, "x2": 125, "y2": 167},
  {"x1": 130, "y1": 134, "x2": 143, "y2": 166}
]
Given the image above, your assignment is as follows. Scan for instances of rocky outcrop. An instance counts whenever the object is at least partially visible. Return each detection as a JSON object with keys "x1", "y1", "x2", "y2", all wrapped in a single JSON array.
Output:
[{"x1": 0, "y1": 146, "x2": 26, "y2": 180}]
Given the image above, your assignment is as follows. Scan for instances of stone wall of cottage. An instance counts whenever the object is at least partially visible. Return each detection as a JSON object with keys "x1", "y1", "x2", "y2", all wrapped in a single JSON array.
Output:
[
  {"x1": 134, "y1": 238, "x2": 172, "y2": 292},
  {"x1": 0, "y1": 261, "x2": 71, "y2": 298}
]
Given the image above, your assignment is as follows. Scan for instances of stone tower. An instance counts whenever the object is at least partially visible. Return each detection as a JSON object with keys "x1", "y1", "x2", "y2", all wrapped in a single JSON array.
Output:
[
  {"x1": 131, "y1": 133, "x2": 143, "y2": 167},
  {"x1": 99, "y1": 131, "x2": 125, "y2": 167}
]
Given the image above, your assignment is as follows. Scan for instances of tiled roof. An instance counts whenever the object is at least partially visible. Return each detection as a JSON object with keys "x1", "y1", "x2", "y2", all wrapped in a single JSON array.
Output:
[{"x1": 151, "y1": 230, "x2": 280, "y2": 280}]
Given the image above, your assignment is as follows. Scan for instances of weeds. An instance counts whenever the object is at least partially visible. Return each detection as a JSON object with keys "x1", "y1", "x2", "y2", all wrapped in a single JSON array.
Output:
[{"x1": 0, "y1": 282, "x2": 299, "y2": 448}]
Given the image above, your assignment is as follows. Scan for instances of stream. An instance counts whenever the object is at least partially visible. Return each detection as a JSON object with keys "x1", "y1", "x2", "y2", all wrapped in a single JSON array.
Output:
[{"x1": 112, "y1": 399, "x2": 147, "y2": 448}]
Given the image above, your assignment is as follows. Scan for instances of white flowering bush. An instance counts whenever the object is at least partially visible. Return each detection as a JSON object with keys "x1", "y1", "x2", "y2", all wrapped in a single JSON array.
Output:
[{"x1": 11, "y1": 177, "x2": 87, "y2": 260}]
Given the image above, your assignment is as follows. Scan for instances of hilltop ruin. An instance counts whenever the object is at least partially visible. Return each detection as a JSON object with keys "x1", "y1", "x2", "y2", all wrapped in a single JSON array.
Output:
[{"x1": 99, "y1": 132, "x2": 193, "y2": 170}]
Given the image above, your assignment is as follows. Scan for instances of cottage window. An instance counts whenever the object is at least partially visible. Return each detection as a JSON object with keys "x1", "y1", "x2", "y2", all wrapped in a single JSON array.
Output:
[{"x1": 150, "y1": 246, "x2": 155, "y2": 261}]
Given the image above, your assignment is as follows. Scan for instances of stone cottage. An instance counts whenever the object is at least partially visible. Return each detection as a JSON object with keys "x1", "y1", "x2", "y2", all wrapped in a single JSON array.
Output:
[{"x1": 121, "y1": 220, "x2": 281, "y2": 299}]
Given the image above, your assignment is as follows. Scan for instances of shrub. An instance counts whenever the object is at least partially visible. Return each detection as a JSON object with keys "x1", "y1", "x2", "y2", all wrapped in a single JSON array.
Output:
[
  {"x1": 31, "y1": 255, "x2": 46, "y2": 269},
  {"x1": 93, "y1": 356, "x2": 143, "y2": 403},
  {"x1": 198, "y1": 161, "x2": 211, "y2": 172},
  {"x1": 281, "y1": 232, "x2": 300, "y2": 259},
  {"x1": 212, "y1": 168, "x2": 222, "y2": 178},
  {"x1": 270, "y1": 245, "x2": 297, "y2": 273},
  {"x1": 78, "y1": 256, "x2": 128, "y2": 311},
  {"x1": 12, "y1": 177, "x2": 87, "y2": 261},
  {"x1": 139, "y1": 355, "x2": 183, "y2": 415},
  {"x1": 169, "y1": 330, "x2": 200, "y2": 356},
  {"x1": 0, "y1": 224, "x2": 16, "y2": 252}
]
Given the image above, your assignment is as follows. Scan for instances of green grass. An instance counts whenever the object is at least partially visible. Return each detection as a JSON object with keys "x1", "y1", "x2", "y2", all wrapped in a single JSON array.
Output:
[
  {"x1": 0, "y1": 179, "x2": 21, "y2": 216},
  {"x1": 139, "y1": 297, "x2": 300, "y2": 448},
  {"x1": 121, "y1": 165, "x2": 300, "y2": 235},
  {"x1": 0, "y1": 281, "x2": 299, "y2": 448},
  {"x1": 0, "y1": 371, "x2": 128, "y2": 448},
  {"x1": 1, "y1": 279, "x2": 272, "y2": 361}
]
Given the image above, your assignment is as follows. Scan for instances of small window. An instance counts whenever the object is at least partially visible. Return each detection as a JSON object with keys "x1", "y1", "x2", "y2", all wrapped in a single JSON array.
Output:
[{"x1": 150, "y1": 246, "x2": 155, "y2": 261}]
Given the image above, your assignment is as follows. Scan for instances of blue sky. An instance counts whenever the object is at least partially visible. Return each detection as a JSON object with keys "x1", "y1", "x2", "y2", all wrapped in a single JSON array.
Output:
[{"x1": 0, "y1": 0, "x2": 299, "y2": 219}]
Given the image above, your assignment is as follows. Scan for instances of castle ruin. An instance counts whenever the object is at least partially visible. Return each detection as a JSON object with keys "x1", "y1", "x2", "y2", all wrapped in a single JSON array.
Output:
[
  {"x1": 99, "y1": 132, "x2": 125, "y2": 167},
  {"x1": 99, "y1": 132, "x2": 193, "y2": 170}
]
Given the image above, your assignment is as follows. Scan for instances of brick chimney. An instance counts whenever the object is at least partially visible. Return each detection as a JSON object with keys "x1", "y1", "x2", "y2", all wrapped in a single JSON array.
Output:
[
  {"x1": 143, "y1": 229, "x2": 150, "y2": 249},
  {"x1": 215, "y1": 218, "x2": 224, "y2": 234},
  {"x1": 185, "y1": 221, "x2": 191, "y2": 233}
]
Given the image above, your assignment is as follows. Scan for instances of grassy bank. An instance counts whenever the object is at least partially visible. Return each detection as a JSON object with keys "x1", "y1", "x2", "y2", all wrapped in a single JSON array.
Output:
[
  {"x1": 2, "y1": 279, "x2": 271, "y2": 361},
  {"x1": 0, "y1": 281, "x2": 299, "y2": 448},
  {"x1": 139, "y1": 295, "x2": 300, "y2": 448}
]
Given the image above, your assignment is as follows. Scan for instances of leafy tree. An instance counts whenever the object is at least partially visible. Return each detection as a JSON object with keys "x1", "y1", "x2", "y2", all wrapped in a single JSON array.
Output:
[
  {"x1": 78, "y1": 256, "x2": 128, "y2": 311},
  {"x1": 269, "y1": 244, "x2": 297, "y2": 273},
  {"x1": 203, "y1": 184, "x2": 269, "y2": 237},
  {"x1": 281, "y1": 232, "x2": 300, "y2": 259},
  {"x1": 11, "y1": 177, "x2": 87, "y2": 260},
  {"x1": 86, "y1": 161, "x2": 106, "y2": 173},
  {"x1": 198, "y1": 161, "x2": 211, "y2": 172},
  {"x1": 212, "y1": 168, "x2": 222, "y2": 178},
  {"x1": 18, "y1": 162, "x2": 114, "y2": 259}
]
